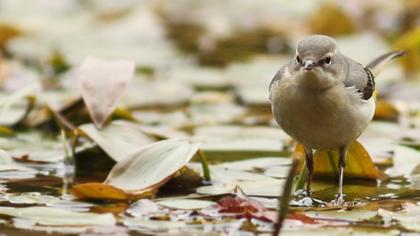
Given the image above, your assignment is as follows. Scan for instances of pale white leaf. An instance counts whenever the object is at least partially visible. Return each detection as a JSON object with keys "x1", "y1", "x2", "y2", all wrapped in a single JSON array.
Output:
[
  {"x1": 79, "y1": 120, "x2": 154, "y2": 162},
  {"x1": 105, "y1": 139, "x2": 201, "y2": 192},
  {"x1": 0, "y1": 206, "x2": 115, "y2": 226},
  {"x1": 157, "y1": 199, "x2": 214, "y2": 210},
  {"x1": 78, "y1": 57, "x2": 134, "y2": 128}
]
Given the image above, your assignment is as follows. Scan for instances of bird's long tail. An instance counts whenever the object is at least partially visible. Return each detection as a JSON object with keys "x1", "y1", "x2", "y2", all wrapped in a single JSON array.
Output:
[{"x1": 366, "y1": 50, "x2": 405, "y2": 76}]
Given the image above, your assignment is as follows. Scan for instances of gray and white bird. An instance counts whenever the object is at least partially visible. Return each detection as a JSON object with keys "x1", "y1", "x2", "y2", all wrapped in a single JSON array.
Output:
[{"x1": 269, "y1": 35, "x2": 403, "y2": 205}]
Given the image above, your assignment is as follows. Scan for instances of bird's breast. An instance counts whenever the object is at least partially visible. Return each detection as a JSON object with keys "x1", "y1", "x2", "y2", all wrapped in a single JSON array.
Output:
[{"x1": 271, "y1": 80, "x2": 374, "y2": 149}]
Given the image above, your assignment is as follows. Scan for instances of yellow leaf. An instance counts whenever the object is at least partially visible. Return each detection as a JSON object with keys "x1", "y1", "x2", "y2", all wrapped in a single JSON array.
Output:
[
  {"x1": 294, "y1": 141, "x2": 378, "y2": 181},
  {"x1": 72, "y1": 183, "x2": 128, "y2": 200},
  {"x1": 0, "y1": 24, "x2": 21, "y2": 48},
  {"x1": 71, "y1": 183, "x2": 153, "y2": 201},
  {"x1": 393, "y1": 27, "x2": 420, "y2": 75},
  {"x1": 374, "y1": 99, "x2": 399, "y2": 121},
  {"x1": 308, "y1": 4, "x2": 356, "y2": 36}
]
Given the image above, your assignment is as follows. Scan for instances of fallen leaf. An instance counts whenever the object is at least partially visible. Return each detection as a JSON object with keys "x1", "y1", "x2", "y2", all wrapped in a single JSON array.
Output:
[
  {"x1": 78, "y1": 57, "x2": 135, "y2": 129},
  {"x1": 72, "y1": 183, "x2": 132, "y2": 201},
  {"x1": 295, "y1": 141, "x2": 378, "y2": 180}
]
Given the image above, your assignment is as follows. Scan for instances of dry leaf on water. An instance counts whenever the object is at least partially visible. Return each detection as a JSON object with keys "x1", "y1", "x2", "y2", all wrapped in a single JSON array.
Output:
[
  {"x1": 72, "y1": 139, "x2": 201, "y2": 200},
  {"x1": 77, "y1": 57, "x2": 135, "y2": 129}
]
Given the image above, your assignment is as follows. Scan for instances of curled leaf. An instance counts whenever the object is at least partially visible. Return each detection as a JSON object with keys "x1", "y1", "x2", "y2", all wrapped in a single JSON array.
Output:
[{"x1": 72, "y1": 139, "x2": 201, "y2": 200}]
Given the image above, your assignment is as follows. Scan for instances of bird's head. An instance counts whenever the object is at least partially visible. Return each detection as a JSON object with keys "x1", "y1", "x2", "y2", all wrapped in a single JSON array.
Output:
[{"x1": 291, "y1": 35, "x2": 345, "y2": 88}]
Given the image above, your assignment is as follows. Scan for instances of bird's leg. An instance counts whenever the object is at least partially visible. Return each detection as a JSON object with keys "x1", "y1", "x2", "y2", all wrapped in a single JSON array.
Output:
[
  {"x1": 333, "y1": 146, "x2": 348, "y2": 205},
  {"x1": 304, "y1": 147, "x2": 314, "y2": 198}
]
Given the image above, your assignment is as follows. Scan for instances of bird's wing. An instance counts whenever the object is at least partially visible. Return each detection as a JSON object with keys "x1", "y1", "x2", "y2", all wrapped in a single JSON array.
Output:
[
  {"x1": 343, "y1": 57, "x2": 375, "y2": 100},
  {"x1": 269, "y1": 64, "x2": 288, "y2": 93},
  {"x1": 366, "y1": 50, "x2": 405, "y2": 76},
  {"x1": 343, "y1": 50, "x2": 404, "y2": 100}
]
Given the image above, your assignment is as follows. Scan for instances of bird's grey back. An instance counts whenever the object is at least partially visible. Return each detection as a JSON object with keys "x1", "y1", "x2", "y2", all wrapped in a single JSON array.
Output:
[{"x1": 343, "y1": 56, "x2": 375, "y2": 100}]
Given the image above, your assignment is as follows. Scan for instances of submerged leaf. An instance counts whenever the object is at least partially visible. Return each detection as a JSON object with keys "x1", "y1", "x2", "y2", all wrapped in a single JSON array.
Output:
[{"x1": 78, "y1": 57, "x2": 135, "y2": 129}]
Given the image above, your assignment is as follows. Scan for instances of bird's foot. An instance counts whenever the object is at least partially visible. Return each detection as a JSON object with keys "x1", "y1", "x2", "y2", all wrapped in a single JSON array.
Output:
[
  {"x1": 291, "y1": 190, "x2": 325, "y2": 207},
  {"x1": 330, "y1": 193, "x2": 346, "y2": 206}
]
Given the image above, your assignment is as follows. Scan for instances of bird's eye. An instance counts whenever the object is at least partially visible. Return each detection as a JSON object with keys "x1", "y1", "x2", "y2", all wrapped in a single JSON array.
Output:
[
  {"x1": 324, "y1": 56, "x2": 332, "y2": 65},
  {"x1": 296, "y1": 56, "x2": 301, "y2": 64}
]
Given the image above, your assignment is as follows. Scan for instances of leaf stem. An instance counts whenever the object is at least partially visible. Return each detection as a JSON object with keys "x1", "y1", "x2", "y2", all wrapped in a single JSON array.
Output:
[{"x1": 198, "y1": 149, "x2": 211, "y2": 182}]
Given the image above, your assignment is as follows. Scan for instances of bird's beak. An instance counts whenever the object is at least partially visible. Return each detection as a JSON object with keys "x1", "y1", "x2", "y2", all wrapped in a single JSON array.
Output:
[{"x1": 303, "y1": 60, "x2": 315, "y2": 70}]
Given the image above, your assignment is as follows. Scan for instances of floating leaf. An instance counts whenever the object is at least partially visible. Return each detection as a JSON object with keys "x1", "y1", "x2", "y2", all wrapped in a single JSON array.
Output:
[
  {"x1": 305, "y1": 209, "x2": 377, "y2": 222},
  {"x1": 379, "y1": 203, "x2": 420, "y2": 231},
  {"x1": 126, "y1": 199, "x2": 161, "y2": 217},
  {"x1": 123, "y1": 218, "x2": 186, "y2": 230},
  {"x1": 386, "y1": 145, "x2": 420, "y2": 177},
  {"x1": 72, "y1": 139, "x2": 201, "y2": 200},
  {"x1": 218, "y1": 157, "x2": 291, "y2": 172},
  {"x1": 79, "y1": 120, "x2": 154, "y2": 162},
  {"x1": 194, "y1": 166, "x2": 285, "y2": 197},
  {"x1": 78, "y1": 57, "x2": 135, "y2": 129},
  {"x1": 0, "y1": 206, "x2": 116, "y2": 226},
  {"x1": 192, "y1": 125, "x2": 289, "y2": 161},
  {"x1": 157, "y1": 199, "x2": 214, "y2": 210}
]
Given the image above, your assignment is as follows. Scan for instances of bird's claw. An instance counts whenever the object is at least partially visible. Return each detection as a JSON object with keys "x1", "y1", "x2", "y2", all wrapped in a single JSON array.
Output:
[{"x1": 330, "y1": 193, "x2": 345, "y2": 206}]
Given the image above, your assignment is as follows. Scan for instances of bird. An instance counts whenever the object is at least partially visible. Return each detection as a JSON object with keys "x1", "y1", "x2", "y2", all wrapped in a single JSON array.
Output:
[{"x1": 269, "y1": 34, "x2": 404, "y2": 205}]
